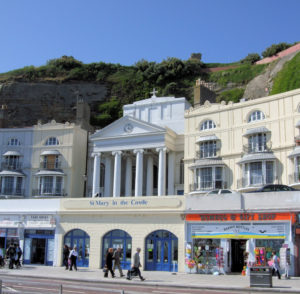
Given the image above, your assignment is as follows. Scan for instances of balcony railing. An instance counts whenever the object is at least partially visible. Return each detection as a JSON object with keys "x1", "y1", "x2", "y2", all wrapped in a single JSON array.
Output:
[
  {"x1": 189, "y1": 181, "x2": 227, "y2": 192},
  {"x1": 243, "y1": 142, "x2": 272, "y2": 154},
  {"x1": 196, "y1": 150, "x2": 220, "y2": 159},
  {"x1": 40, "y1": 162, "x2": 61, "y2": 170},
  {"x1": 0, "y1": 188, "x2": 25, "y2": 196},
  {"x1": 237, "y1": 175, "x2": 275, "y2": 189},
  {"x1": 32, "y1": 189, "x2": 67, "y2": 197},
  {"x1": 1, "y1": 162, "x2": 23, "y2": 170}
]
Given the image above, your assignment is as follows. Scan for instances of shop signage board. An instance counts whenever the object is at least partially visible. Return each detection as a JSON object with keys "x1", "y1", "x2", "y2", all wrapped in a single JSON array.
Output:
[
  {"x1": 187, "y1": 212, "x2": 295, "y2": 223},
  {"x1": 0, "y1": 215, "x2": 20, "y2": 227},
  {"x1": 191, "y1": 223, "x2": 286, "y2": 239},
  {"x1": 24, "y1": 215, "x2": 55, "y2": 228}
]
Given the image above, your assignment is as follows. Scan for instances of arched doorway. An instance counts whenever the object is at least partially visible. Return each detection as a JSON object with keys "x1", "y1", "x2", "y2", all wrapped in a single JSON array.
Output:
[
  {"x1": 64, "y1": 229, "x2": 90, "y2": 267},
  {"x1": 145, "y1": 230, "x2": 178, "y2": 272},
  {"x1": 102, "y1": 230, "x2": 132, "y2": 270}
]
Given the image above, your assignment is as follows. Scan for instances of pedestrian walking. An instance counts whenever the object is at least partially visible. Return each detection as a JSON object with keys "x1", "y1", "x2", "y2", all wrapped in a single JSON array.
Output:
[
  {"x1": 104, "y1": 248, "x2": 115, "y2": 278},
  {"x1": 63, "y1": 245, "x2": 70, "y2": 270},
  {"x1": 6, "y1": 244, "x2": 16, "y2": 269},
  {"x1": 69, "y1": 246, "x2": 78, "y2": 271},
  {"x1": 113, "y1": 247, "x2": 124, "y2": 277},
  {"x1": 272, "y1": 251, "x2": 281, "y2": 279},
  {"x1": 15, "y1": 244, "x2": 22, "y2": 268},
  {"x1": 127, "y1": 248, "x2": 145, "y2": 281}
]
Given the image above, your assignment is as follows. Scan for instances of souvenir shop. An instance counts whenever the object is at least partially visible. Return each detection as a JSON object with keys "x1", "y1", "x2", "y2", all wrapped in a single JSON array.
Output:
[{"x1": 185, "y1": 212, "x2": 295, "y2": 275}]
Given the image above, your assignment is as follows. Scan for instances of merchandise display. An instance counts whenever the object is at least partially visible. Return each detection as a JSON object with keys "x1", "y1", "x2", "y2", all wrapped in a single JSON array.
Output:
[{"x1": 254, "y1": 247, "x2": 266, "y2": 266}]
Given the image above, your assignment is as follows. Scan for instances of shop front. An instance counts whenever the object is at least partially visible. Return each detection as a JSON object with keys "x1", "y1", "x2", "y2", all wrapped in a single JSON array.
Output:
[
  {"x1": 0, "y1": 215, "x2": 21, "y2": 254},
  {"x1": 185, "y1": 212, "x2": 295, "y2": 275}
]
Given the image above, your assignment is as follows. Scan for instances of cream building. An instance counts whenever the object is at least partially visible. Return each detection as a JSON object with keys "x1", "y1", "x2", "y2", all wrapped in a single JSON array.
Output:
[
  {"x1": 184, "y1": 88, "x2": 300, "y2": 194},
  {"x1": 30, "y1": 120, "x2": 88, "y2": 198}
]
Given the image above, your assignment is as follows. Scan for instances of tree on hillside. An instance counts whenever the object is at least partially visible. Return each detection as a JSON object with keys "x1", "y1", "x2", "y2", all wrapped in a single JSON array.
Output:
[
  {"x1": 190, "y1": 53, "x2": 202, "y2": 61},
  {"x1": 262, "y1": 42, "x2": 292, "y2": 58},
  {"x1": 240, "y1": 53, "x2": 261, "y2": 64}
]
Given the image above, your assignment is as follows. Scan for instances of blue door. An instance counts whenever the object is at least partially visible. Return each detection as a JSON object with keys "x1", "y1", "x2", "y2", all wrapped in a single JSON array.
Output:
[
  {"x1": 145, "y1": 230, "x2": 178, "y2": 272},
  {"x1": 64, "y1": 229, "x2": 90, "y2": 267},
  {"x1": 102, "y1": 230, "x2": 132, "y2": 270}
]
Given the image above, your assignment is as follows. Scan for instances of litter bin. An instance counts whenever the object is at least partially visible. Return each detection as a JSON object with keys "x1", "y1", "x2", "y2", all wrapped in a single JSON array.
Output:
[{"x1": 250, "y1": 266, "x2": 272, "y2": 288}]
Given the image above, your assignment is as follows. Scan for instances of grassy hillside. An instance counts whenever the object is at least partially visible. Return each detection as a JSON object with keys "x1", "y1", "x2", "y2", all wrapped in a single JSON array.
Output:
[{"x1": 271, "y1": 51, "x2": 300, "y2": 95}]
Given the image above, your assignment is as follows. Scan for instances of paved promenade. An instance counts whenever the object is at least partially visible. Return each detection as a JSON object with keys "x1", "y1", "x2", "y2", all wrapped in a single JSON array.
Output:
[{"x1": 1, "y1": 265, "x2": 300, "y2": 293}]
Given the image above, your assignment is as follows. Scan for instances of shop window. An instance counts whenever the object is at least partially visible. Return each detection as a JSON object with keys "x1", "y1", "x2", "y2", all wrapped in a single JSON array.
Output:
[{"x1": 255, "y1": 239, "x2": 284, "y2": 260}]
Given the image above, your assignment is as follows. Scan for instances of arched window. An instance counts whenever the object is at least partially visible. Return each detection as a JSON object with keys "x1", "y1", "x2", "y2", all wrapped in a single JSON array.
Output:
[
  {"x1": 8, "y1": 138, "x2": 20, "y2": 146},
  {"x1": 248, "y1": 110, "x2": 265, "y2": 123},
  {"x1": 45, "y1": 137, "x2": 59, "y2": 146},
  {"x1": 200, "y1": 120, "x2": 216, "y2": 131}
]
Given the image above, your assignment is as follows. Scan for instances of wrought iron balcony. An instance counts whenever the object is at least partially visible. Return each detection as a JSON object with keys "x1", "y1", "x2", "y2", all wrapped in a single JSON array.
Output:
[
  {"x1": 189, "y1": 181, "x2": 227, "y2": 192},
  {"x1": 0, "y1": 188, "x2": 25, "y2": 196},
  {"x1": 39, "y1": 162, "x2": 61, "y2": 170},
  {"x1": 1, "y1": 162, "x2": 23, "y2": 170},
  {"x1": 196, "y1": 150, "x2": 220, "y2": 159},
  {"x1": 243, "y1": 142, "x2": 272, "y2": 154},
  {"x1": 237, "y1": 175, "x2": 275, "y2": 189},
  {"x1": 32, "y1": 189, "x2": 67, "y2": 197}
]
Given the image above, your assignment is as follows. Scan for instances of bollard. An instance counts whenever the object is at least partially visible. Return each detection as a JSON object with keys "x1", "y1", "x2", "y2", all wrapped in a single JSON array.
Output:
[
  {"x1": 120, "y1": 290, "x2": 125, "y2": 294},
  {"x1": 59, "y1": 284, "x2": 63, "y2": 294},
  {"x1": 0, "y1": 279, "x2": 2, "y2": 294}
]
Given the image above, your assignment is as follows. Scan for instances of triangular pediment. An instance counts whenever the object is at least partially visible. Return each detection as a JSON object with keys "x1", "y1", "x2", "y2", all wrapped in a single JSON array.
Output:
[{"x1": 90, "y1": 116, "x2": 166, "y2": 140}]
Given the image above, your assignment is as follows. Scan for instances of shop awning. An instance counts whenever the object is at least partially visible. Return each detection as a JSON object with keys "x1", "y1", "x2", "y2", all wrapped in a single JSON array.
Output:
[
  {"x1": 196, "y1": 135, "x2": 219, "y2": 143},
  {"x1": 41, "y1": 150, "x2": 61, "y2": 156},
  {"x1": 3, "y1": 151, "x2": 21, "y2": 156},
  {"x1": 243, "y1": 127, "x2": 270, "y2": 137},
  {"x1": 238, "y1": 153, "x2": 277, "y2": 164},
  {"x1": 35, "y1": 170, "x2": 65, "y2": 176},
  {"x1": 190, "y1": 158, "x2": 225, "y2": 168}
]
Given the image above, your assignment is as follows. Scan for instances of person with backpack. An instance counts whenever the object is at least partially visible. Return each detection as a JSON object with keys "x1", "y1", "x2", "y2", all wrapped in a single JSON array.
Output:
[
  {"x1": 6, "y1": 244, "x2": 16, "y2": 269},
  {"x1": 15, "y1": 244, "x2": 22, "y2": 268}
]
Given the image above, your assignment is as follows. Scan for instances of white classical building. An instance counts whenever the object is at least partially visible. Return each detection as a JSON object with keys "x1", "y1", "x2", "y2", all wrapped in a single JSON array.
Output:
[{"x1": 87, "y1": 91, "x2": 191, "y2": 198}]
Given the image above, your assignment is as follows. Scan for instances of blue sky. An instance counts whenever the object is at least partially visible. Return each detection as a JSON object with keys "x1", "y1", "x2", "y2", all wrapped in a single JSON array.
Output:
[{"x1": 0, "y1": 0, "x2": 299, "y2": 73}]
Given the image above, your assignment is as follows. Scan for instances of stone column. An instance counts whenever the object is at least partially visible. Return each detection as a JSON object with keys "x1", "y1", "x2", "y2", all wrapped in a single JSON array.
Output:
[
  {"x1": 146, "y1": 155, "x2": 153, "y2": 196},
  {"x1": 104, "y1": 156, "x2": 112, "y2": 197},
  {"x1": 294, "y1": 157, "x2": 298, "y2": 183},
  {"x1": 134, "y1": 149, "x2": 144, "y2": 197},
  {"x1": 262, "y1": 161, "x2": 267, "y2": 184},
  {"x1": 167, "y1": 151, "x2": 175, "y2": 195},
  {"x1": 92, "y1": 152, "x2": 101, "y2": 197},
  {"x1": 112, "y1": 151, "x2": 122, "y2": 197},
  {"x1": 125, "y1": 156, "x2": 133, "y2": 196},
  {"x1": 156, "y1": 147, "x2": 166, "y2": 196}
]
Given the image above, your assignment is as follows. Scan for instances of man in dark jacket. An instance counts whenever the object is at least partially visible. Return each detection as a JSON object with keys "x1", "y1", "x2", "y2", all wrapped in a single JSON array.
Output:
[
  {"x1": 6, "y1": 244, "x2": 16, "y2": 269},
  {"x1": 63, "y1": 245, "x2": 70, "y2": 270},
  {"x1": 104, "y1": 248, "x2": 115, "y2": 278}
]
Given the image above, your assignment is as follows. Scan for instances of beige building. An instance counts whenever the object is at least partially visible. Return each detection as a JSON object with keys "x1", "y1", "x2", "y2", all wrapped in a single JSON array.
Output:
[
  {"x1": 30, "y1": 120, "x2": 88, "y2": 198},
  {"x1": 184, "y1": 88, "x2": 300, "y2": 193}
]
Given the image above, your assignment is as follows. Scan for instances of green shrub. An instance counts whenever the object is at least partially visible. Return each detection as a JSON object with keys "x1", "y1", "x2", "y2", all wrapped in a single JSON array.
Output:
[
  {"x1": 262, "y1": 42, "x2": 292, "y2": 58},
  {"x1": 240, "y1": 53, "x2": 261, "y2": 64},
  {"x1": 217, "y1": 88, "x2": 245, "y2": 103}
]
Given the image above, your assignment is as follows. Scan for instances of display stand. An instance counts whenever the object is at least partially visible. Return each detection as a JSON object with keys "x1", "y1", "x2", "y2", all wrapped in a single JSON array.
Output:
[{"x1": 254, "y1": 247, "x2": 266, "y2": 266}]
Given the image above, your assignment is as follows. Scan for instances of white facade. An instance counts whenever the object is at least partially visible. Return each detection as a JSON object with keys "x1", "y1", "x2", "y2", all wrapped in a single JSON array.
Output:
[{"x1": 88, "y1": 94, "x2": 191, "y2": 198}]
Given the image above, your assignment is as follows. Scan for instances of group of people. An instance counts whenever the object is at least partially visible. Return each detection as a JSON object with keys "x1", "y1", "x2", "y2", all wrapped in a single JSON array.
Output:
[
  {"x1": 63, "y1": 244, "x2": 79, "y2": 271},
  {"x1": 0, "y1": 244, "x2": 22, "y2": 269},
  {"x1": 104, "y1": 247, "x2": 145, "y2": 281}
]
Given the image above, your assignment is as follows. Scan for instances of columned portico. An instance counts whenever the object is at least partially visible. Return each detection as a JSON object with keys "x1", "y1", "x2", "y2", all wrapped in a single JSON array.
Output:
[
  {"x1": 168, "y1": 151, "x2": 175, "y2": 195},
  {"x1": 134, "y1": 149, "x2": 144, "y2": 197},
  {"x1": 146, "y1": 155, "x2": 154, "y2": 196},
  {"x1": 92, "y1": 152, "x2": 101, "y2": 197},
  {"x1": 125, "y1": 156, "x2": 133, "y2": 196},
  {"x1": 104, "y1": 156, "x2": 112, "y2": 197},
  {"x1": 112, "y1": 151, "x2": 122, "y2": 197},
  {"x1": 157, "y1": 147, "x2": 166, "y2": 196}
]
